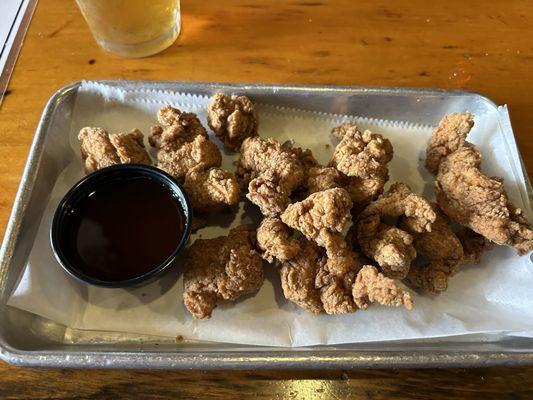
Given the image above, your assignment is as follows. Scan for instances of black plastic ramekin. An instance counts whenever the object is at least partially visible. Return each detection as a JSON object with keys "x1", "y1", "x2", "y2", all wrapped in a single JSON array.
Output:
[{"x1": 50, "y1": 164, "x2": 191, "y2": 288}]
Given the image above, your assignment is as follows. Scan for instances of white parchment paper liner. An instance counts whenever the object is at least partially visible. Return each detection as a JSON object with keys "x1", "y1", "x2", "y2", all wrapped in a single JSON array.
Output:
[{"x1": 7, "y1": 81, "x2": 533, "y2": 347}]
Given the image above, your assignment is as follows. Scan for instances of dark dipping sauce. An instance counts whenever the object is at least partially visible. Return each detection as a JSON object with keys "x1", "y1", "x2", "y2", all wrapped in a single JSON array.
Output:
[{"x1": 62, "y1": 177, "x2": 185, "y2": 282}]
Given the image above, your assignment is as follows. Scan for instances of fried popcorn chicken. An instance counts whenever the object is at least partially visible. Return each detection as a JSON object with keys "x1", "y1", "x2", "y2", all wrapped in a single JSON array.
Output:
[
  {"x1": 306, "y1": 167, "x2": 344, "y2": 195},
  {"x1": 109, "y1": 129, "x2": 152, "y2": 165},
  {"x1": 330, "y1": 124, "x2": 393, "y2": 178},
  {"x1": 289, "y1": 143, "x2": 320, "y2": 170},
  {"x1": 402, "y1": 205, "x2": 464, "y2": 294},
  {"x1": 278, "y1": 188, "x2": 362, "y2": 314},
  {"x1": 356, "y1": 182, "x2": 436, "y2": 279},
  {"x1": 279, "y1": 238, "x2": 326, "y2": 314},
  {"x1": 315, "y1": 262, "x2": 359, "y2": 314},
  {"x1": 425, "y1": 113, "x2": 533, "y2": 255},
  {"x1": 436, "y1": 146, "x2": 533, "y2": 255},
  {"x1": 149, "y1": 105, "x2": 221, "y2": 180},
  {"x1": 353, "y1": 265, "x2": 413, "y2": 310},
  {"x1": 150, "y1": 105, "x2": 208, "y2": 148},
  {"x1": 315, "y1": 236, "x2": 361, "y2": 314},
  {"x1": 79, "y1": 127, "x2": 151, "y2": 174},
  {"x1": 156, "y1": 134, "x2": 222, "y2": 180},
  {"x1": 183, "y1": 225, "x2": 264, "y2": 319},
  {"x1": 183, "y1": 167, "x2": 240, "y2": 213},
  {"x1": 456, "y1": 228, "x2": 494, "y2": 265},
  {"x1": 361, "y1": 224, "x2": 416, "y2": 279},
  {"x1": 239, "y1": 137, "x2": 305, "y2": 216},
  {"x1": 281, "y1": 188, "x2": 353, "y2": 251},
  {"x1": 279, "y1": 236, "x2": 360, "y2": 315},
  {"x1": 247, "y1": 174, "x2": 292, "y2": 217},
  {"x1": 256, "y1": 217, "x2": 300, "y2": 262},
  {"x1": 207, "y1": 93, "x2": 258, "y2": 152},
  {"x1": 425, "y1": 112, "x2": 474, "y2": 175},
  {"x1": 329, "y1": 123, "x2": 393, "y2": 207},
  {"x1": 79, "y1": 127, "x2": 121, "y2": 173}
]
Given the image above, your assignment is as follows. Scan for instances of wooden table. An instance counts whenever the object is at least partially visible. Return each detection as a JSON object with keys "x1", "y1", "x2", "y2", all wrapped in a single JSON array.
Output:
[{"x1": 1, "y1": 0, "x2": 532, "y2": 398}]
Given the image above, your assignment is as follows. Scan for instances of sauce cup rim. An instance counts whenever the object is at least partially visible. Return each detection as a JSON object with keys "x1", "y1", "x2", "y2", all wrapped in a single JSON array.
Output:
[{"x1": 50, "y1": 164, "x2": 192, "y2": 288}]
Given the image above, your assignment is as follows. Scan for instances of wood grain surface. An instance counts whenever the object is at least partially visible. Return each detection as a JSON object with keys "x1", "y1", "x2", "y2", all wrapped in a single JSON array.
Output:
[{"x1": 0, "y1": 0, "x2": 532, "y2": 398}]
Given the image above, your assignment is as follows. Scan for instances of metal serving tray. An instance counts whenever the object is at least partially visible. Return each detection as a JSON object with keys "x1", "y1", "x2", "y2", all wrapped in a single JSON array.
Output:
[{"x1": 1, "y1": 81, "x2": 532, "y2": 369}]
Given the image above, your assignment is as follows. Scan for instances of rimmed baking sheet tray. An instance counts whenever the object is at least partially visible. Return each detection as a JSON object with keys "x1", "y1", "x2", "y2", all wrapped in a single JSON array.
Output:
[{"x1": 1, "y1": 81, "x2": 532, "y2": 369}]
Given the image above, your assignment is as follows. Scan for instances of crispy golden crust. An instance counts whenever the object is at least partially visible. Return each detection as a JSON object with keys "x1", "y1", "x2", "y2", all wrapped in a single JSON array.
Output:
[
  {"x1": 401, "y1": 205, "x2": 464, "y2": 294},
  {"x1": 456, "y1": 228, "x2": 494, "y2": 265},
  {"x1": 184, "y1": 167, "x2": 240, "y2": 213},
  {"x1": 78, "y1": 127, "x2": 121, "y2": 173},
  {"x1": 279, "y1": 238, "x2": 325, "y2": 314},
  {"x1": 356, "y1": 183, "x2": 436, "y2": 279},
  {"x1": 239, "y1": 137, "x2": 305, "y2": 216},
  {"x1": 425, "y1": 112, "x2": 533, "y2": 255},
  {"x1": 425, "y1": 113, "x2": 474, "y2": 175},
  {"x1": 256, "y1": 217, "x2": 301, "y2": 263},
  {"x1": 353, "y1": 265, "x2": 413, "y2": 310},
  {"x1": 315, "y1": 264, "x2": 358, "y2": 314},
  {"x1": 149, "y1": 105, "x2": 220, "y2": 180},
  {"x1": 78, "y1": 127, "x2": 151, "y2": 174},
  {"x1": 183, "y1": 225, "x2": 264, "y2": 319},
  {"x1": 306, "y1": 167, "x2": 344, "y2": 195},
  {"x1": 279, "y1": 236, "x2": 361, "y2": 315},
  {"x1": 247, "y1": 175, "x2": 292, "y2": 217},
  {"x1": 156, "y1": 135, "x2": 222, "y2": 180},
  {"x1": 109, "y1": 129, "x2": 152, "y2": 165},
  {"x1": 150, "y1": 105, "x2": 207, "y2": 148},
  {"x1": 329, "y1": 124, "x2": 392, "y2": 208},
  {"x1": 207, "y1": 93, "x2": 258, "y2": 152},
  {"x1": 281, "y1": 188, "x2": 353, "y2": 251},
  {"x1": 289, "y1": 143, "x2": 320, "y2": 170},
  {"x1": 330, "y1": 124, "x2": 393, "y2": 180},
  {"x1": 436, "y1": 146, "x2": 533, "y2": 254},
  {"x1": 315, "y1": 236, "x2": 361, "y2": 314},
  {"x1": 279, "y1": 188, "x2": 362, "y2": 314}
]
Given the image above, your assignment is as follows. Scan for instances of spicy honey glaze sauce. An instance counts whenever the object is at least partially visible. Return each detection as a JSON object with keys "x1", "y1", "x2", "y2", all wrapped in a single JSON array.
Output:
[{"x1": 61, "y1": 176, "x2": 185, "y2": 282}]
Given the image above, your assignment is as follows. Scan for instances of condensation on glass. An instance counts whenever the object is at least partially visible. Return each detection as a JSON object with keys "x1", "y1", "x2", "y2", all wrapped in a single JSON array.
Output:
[{"x1": 75, "y1": 0, "x2": 181, "y2": 58}]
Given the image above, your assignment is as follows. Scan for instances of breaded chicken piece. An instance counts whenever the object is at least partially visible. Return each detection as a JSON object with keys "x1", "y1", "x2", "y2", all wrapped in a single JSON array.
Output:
[
  {"x1": 362, "y1": 224, "x2": 416, "y2": 279},
  {"x1": 329, "y1": 123, "x2": 393, "y2": 207},
  {"x1": 425, "y1": 112, "x2": 533, "y2": 255},
  {"x1": 240, "y1": 137, "x2": 305, "y2": 216},
  {"x1": 150, "y1": 105, "x2": 208, "y2": 149},
  {"x1": 183, "y1": 225, "x2": 264, "y2": 319},
  {"x1": 279, "y1": 236, "x2": 360, "y2": 315},
  {"x1": 78, "y1": 127, "x2": 151, "y2": 174},
  {"x1": 279, "y1": 188, "x2": 361, "y2": 314},
  {"x1": 436, "y1": 146, "x2": 533, "y2": 254},
  {"x1": 109, "y1": 129, "x2": 152, "y2": 165},
  {"x1": 353, "y1": 265, "x2": 413, "y2": 310},
  {"x1": 256, "y1": 217, "x2": 300, "y2": 262},
  {"x1": 248, "y1": 174, "x2": 292, "y2": 217},
  {"x1": 315, "y1": 263, "x2": 359, "y2": 314},
  {"x1": 456, "y1": 228, "x2": 494, "y2": 265},
  {"x1": 288, "y1": 143, "x2": 320, "y2": 170},
  {"x1": 279, "y1": 238, "x2": 326, "y2": 314},
  {"x1": 156, "y1": 135, "x2": 222, "y2": 180},
  {"x1": 330, "y1": 124, "x2": 393, "y2": 179},
  {"x1": 184, "y1": 167, "x2": 240, "y2": 213},
  {"x1": 281, "y1": 188, "x2": 353, "y2": 251},
  {"x1": 207, "y1": 93, "x2": 258, "y2": 152},
  {"x1": 344, "y1": 176, "x2": 388, "y2": 209},
  {"x1": 402, "y1": 205, "x2": 464, "y2": 294},
  {"x1": 149, "y1": 105, "x2": 221, "y2": 179},
  {"x1": 306, "y1": 167, "x2": 344, "y2": 195},
  {"x1": 356, "y1": 183, "x2": 436, "y2": 279},
  {"x1": 79, "y1": 127, "x2": 121, "y2": 173},
  {"x1": 314, "y1": 235, "x2": 361, "y2": 314},
  {"x1": 425, "y1": 113, "x2": 474, "y2": 175}
]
